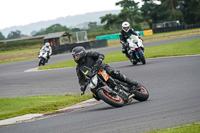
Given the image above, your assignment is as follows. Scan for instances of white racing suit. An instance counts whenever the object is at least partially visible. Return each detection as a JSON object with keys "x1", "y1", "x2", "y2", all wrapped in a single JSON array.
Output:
[{"x1": 40, "y1": 46, "x2": 52, "y2": 62}]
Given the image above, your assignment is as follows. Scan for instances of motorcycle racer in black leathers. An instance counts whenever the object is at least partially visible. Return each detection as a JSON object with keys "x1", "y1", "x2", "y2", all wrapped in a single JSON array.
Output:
[
  {"x1": 119, "y1": 21, "x2": 138, "y2": 58},
  {"x1": 72, "y1": 46, "x2": 140, "y2": 93}
]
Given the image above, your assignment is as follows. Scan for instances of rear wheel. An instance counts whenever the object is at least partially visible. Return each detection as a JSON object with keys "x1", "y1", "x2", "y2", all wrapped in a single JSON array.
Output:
[
  {"x1": 133, "y1": 84, "x2": 149, "y2": 101},
  {"x1": 98, "y1": 89, "x2": 124, "y2": 107}
]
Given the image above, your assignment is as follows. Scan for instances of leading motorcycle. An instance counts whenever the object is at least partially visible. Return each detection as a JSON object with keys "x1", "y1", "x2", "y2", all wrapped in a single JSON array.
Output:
[
  {"x1": 126, "y1": 35, "x2": 146, "y2": 65},
  {"x1": 80, "y1": 66, "x2": 149, "y2": 107}
]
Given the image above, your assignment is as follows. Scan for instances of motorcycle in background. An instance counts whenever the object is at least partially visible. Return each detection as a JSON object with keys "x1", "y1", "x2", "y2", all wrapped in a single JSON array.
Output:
[
  {"x1": 38, "y1": 49, "x2": 48, "y2": 66},
  {"x1": 126, "y1": 35, "x2": 146, "y2": 65},
  {"x1": 80, "y1": 65, "x2": 149, "y2": 107}
]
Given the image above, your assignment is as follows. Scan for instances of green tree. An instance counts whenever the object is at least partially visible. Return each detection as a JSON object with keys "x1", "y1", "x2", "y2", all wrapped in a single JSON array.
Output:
[
  {"x1": 88, "y1": 22, "x2": 98, "y2": 30},
  {"x1": 180, "y1": 0, "x2": 200, "y2": 24},
  {"x1": 116, "y1": 0, "x2": 139, "y2": 9},
  {"x1": 34, "y1": 24, "x2": 71, "y2": 36},
  {"x1": 0, "y1": 32, "x2": 5, "y2": 40},
  {"x1": 34, "y1": 28, "x2": 46, "y2": 36},
  {"x1": 118, "y1": 7, "x2": 143, "y2": 29},
  {"x1": 100, "y1": 14, "x2": 120, "y2": 29},
  {"x1": 45, "y1": 24, "x2": 70, "y2": 34},
  {"x1": 116, "y1": 0, "x2": 143, "y2": 29},
  {"x1": 159, "y1": 0, "x2": 182, "y2": 21},
  {"x1": 140, "y1": 0, "x2": 160, "y2": 28},
  {"x1": 141, "y1": 0, "x2": 183, "y2": 27},
  {"x1": 100, "y1": 0, "x2": 143, "y2": 30},
  {"x1": 7, "y1": 30, "x2": 21, "y2": 39},
  {"x1": 71, "y1": 28, "x2": 81, "y2": 32}
]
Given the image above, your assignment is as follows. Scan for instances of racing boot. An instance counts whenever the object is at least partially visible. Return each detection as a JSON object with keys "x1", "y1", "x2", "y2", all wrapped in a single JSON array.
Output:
[{"x1": 117, "y1": 73, "x2": 138, "y2": 87}]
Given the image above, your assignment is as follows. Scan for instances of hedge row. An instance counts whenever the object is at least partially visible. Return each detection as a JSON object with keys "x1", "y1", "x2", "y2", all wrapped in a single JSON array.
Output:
[{"x1": 0, "y1": 39, "x2": 44, "y2": 51}]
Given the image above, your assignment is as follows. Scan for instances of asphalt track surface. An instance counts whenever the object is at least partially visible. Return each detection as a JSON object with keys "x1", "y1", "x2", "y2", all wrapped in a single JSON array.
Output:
[
  {"x1": 0, "y1": 35, "x2": 200, "y2": 133},
  {"x1": 0, "y1": 55, "x2": 200, "y2": 133},
  {"x1": 0, "y1": 35, "x2": 200, "y2": 97}
]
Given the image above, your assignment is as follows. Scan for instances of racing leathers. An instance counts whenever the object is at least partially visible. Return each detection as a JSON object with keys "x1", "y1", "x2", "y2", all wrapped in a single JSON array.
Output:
[
  {"x1": 75, "y1": 51, "x2": 139, "y2": 92},
  {"x1": 119, "y1": 28, "x2": 138, "y2": 58},
  {"x1": 40, "y1": 45, "x2": 52, "y2": 62}
]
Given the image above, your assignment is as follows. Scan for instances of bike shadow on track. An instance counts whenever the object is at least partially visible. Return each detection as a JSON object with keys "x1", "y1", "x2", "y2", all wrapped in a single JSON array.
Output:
[
  {"x1": 81, "y1": 101, "x2": 142, "y2": 113},
  {"x1": 114, "y1": 58, "x2": 164, "y2": 70},
  {"x1": 115, "y1": 63, "x2": 145, "y2": 69}
]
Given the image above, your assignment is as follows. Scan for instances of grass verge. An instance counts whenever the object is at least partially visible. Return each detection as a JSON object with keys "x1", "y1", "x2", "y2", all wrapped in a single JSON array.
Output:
[
  {"x1": 145, "y1": 122, "x2": 200, "y2": 133},
  {"x1": 39, "y1": 38, "x2": 200, "y2": 70},
  {"x1": 107, "y1": 28, "x2": 200, "y2": 47},
  {"x1": 0, "y1": 29, "x2": 199, "y2": 64},
  {"x1": 0, "y1": 94, "x2": 92, "y2": 120}
]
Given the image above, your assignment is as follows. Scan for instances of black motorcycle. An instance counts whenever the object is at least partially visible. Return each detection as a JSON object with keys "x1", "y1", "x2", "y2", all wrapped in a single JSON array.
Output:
[{"x1": 80, "y1": 66, "x2": 149, "y2": 107}]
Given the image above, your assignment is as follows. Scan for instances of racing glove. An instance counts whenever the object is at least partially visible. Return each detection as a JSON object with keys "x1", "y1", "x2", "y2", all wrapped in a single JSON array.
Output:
[
  {"x1": 96, "y1": 58, "x2": 103, "y2": 66},
  {"x1": 80, "y1": 85, "x2": 86, "y2": 95},
  {"x1": 92, "y1": 59, "x2": 103, "y2": 72}
]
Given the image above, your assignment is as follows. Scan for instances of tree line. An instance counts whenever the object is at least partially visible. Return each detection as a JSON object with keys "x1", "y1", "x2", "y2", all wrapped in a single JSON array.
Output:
[
  {"x1": 0, "y1": 0, "x2": 199, "y2": 40},
  {"x1": 101, "y1": 0, "x2": 200, "y2": 30}
]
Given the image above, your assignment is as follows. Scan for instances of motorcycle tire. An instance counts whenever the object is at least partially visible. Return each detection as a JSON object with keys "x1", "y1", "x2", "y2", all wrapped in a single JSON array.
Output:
[
  {"x1": 38, "y1": 58, "x2": 42, "y2": 66},
  {"x1": 130, "y1": 55, "x2": 138, "y2": 65},
  {"x1": 97, "y1": 89, "x2": 124, "y2": 107},
  {"x1": 42, "y1": 58, "x2": 46, "y2": 66},
  {"x1": 133, "y1": 84, "x2": 149, "y2": 101},
  {"x1": 138, "y1": 50, "x2": 146, "y2": 65}
]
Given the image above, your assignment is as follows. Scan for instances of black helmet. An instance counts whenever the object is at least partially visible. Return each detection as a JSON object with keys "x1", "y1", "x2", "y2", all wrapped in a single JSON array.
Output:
[{"x1": 72, "y1": 46, "x2": 86, "y2": 63}]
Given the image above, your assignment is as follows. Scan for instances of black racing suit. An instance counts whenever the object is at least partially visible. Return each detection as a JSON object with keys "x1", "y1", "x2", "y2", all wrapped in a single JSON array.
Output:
[
  {"x1": 75, "y1": 51, "x2": 139, "y2": 92},
  {"x1": 119, "y1": 28, "x2": 138, "y2": 58}
]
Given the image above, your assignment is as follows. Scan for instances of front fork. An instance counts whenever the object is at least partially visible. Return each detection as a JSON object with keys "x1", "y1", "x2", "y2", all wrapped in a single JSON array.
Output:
[{"x1": 134, "y1": 48, "x2": 144, "y2": 59}]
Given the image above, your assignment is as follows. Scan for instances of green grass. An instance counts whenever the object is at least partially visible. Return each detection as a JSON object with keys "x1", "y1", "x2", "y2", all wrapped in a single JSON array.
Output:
[
  {"x1": 0, "y1": 94, "x2": 92, "y2": 120},
  {"x1": 0, "y1": 44, "x2": 42, "y2": 56},
  {"x1": 39, "y1": 38, "x2": 200, "y2": 70},
  {"x1": 145, "y1": 122, "x2": 200, "y2": 133},
  {"x1": 107, "y1": 28, "x2": 200, "y2": 47},
  {"x1": 0, "y1": 56, "x2": 37, "y2": 65},
  {"x1": 0, "y1": 28, "x2": 199, "y2": 65},
  {"x1": 0, "y1": 45, "x2": 41, "y2": 64},
  {"x1": 145, "y1": 38, "x2": 200, "y2": 58}
]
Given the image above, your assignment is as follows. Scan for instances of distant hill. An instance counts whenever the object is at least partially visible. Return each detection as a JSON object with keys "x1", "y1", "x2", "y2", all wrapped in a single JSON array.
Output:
[{"x1": 1, "y1": 10, "x2": 120, "y2": 37}]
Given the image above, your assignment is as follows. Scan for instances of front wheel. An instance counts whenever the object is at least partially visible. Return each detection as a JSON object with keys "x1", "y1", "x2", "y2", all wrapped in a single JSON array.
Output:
[
  {"x1": 133, "y1": 84, "x2": 149, "y2": 101},
  {"x1": 97, "y1": 89, "x2": 124, "y2": 107},
  {"x1": 130, "y1": 53, "x2": 138, "y2": 65},
  {"x1": 138, "y1": 50, "x2": 146, "y2": 64},
  {"x1": 38, "y1": 58, "x2": 43, "y2": 66}
]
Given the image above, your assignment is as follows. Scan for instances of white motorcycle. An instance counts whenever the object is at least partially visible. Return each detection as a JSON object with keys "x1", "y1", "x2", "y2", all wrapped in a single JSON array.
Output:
[
  {"x1": 126, "y1": 35, "x2": 146, "y2": 65},
  {"x1": 38, "y1": 49, "x2": 48, "y2": 66}
]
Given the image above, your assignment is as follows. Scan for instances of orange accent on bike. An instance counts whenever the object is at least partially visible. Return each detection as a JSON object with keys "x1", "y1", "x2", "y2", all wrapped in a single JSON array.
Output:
[
  {"x1": 90, "y1": 88, "x2": 97, "y2": 97},
  {"x1": 140, "y1": 87, "x2": 147, "y2": 94},
  {"x1": 102, "y1": 90, "x2": 122, "y2": 103},
  {"x1": 98, "y1": 69, "x2": 109, "y2": 81}
]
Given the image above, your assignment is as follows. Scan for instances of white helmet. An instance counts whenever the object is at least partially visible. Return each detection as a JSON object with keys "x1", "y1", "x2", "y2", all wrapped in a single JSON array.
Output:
[
  {"x1": 45, "y1": 42, "x2": 50, "y2": 47},
  {"x1": 122, "y1": 21, "x2": 130, "y2": 32}
]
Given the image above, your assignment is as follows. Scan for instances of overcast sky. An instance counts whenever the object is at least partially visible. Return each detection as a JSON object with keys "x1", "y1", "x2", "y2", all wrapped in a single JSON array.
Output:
[
  {"x1": 0, "y1": 0, "x2": 146, "y2": 30},
  {"x1": 0, "y1": 0, "x2": 119, "y2": 30}
]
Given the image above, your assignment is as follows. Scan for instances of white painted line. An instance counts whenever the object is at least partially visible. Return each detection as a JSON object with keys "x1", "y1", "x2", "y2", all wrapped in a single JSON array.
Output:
[
  {"x1": 0, "y1": 98, "x2": 102, "y2": 126},
  {"x1": 0, "y1": 114, "x2": 43, "y2": 126},
  {"x1": 24, "y1": 67, "x2": 74, "y2": 73},
  {"x1": 24, "y1": 67, "x2": 39, "y2": 72},
  {"x1": 57, "y1": 98, "x2": 102, "y2": 112}
]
